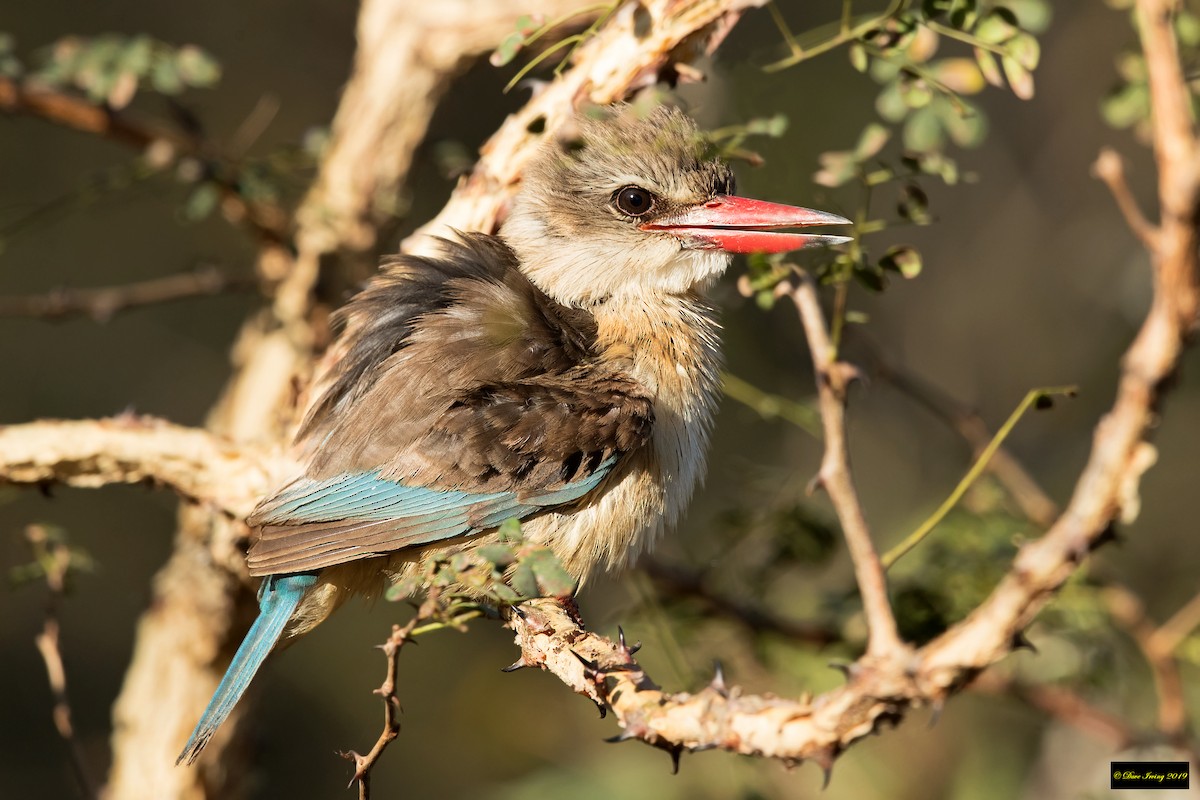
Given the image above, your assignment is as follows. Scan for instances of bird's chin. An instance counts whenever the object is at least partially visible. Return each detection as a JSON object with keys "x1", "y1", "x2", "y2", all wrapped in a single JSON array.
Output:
[{"x1": 660, "y1": 248, "x2": 732, "y2": 294}]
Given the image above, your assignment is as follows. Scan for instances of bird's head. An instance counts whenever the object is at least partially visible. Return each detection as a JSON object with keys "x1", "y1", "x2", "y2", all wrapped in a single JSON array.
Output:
[{"x1": 501, "y1": 104, "x2": 850, "y2": 306}]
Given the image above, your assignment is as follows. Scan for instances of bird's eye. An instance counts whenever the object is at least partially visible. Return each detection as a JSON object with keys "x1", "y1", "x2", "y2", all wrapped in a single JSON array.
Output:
[{"x1": 613, "y1": 186, "x2": 655, "y2": 217}]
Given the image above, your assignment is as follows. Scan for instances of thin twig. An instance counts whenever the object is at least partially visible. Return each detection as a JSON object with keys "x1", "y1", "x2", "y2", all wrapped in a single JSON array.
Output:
[
  {"x1": 340, "y1": 601, "x2": 427, "y2": 800},
  {"x1": 25, "y1": 524, "x2": 97, "y2": 800},
  {"x1": 882, "y1": 385, "x2": 1077, "y2": 569},
  {"x1": 0, "y1": 76, "x2": 289, "y2": 246},
  {"x1": 0, "y1": 266, "x2": 255, "y2": 322},
  {"x1": 721, "y1": 371, "x2": 822, "y2": 436},
  {"x1": 785, "y1": 274, "x2": 904, "y2": 658},
  {"x1": 868, "y1": 348, "x2": 1061, "y2": 528},
  {"x1": 1102, "y1": 584, "x2": 1195, "y2": 757},
  {"x1": 642, "y1": 559, "x2": 842, "y2": 646},
  {"x1": 971, "y1": 672, "x2": 1135, "y2": 750},
  {"x1": 1092, "y1": 148, "x2": 1160, "y2": 250},
  {"x1": 1149, "y1": 589, "x2": 1200, "y2": 656}
]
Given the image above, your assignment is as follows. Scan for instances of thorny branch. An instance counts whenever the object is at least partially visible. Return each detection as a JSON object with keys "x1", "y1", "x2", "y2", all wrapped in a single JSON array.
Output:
[
  {"x1": 497, "y1": 0, "x2": 1200, "y2": 770},
  {"x1": 339, "y1": 591, "x2": 440, "y2": 800},
  {"x1": 3, "y1": 0, "x2": 1198, "y2": 784}
]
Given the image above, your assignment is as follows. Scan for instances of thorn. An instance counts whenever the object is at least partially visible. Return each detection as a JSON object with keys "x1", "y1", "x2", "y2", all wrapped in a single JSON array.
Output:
[
  {"x1": 570, "y1": 649, "x2": 599, "y2": 674},
  {"x1": 928, "y1": 696, "x2": 945, "y2": 728},
  {"x1": 811, "y1": 745, "x2": 839, "y2": 789},
  {"x1": 828, "y1": 660, "x2": 856, "y2": 681},
  {"x1": 710, "y1": 660, "x2": 729, "y2": 698},
  {"x1": 1092, "y1": 523, "x2": 1121, "y2": 550},
  {"x1": 667, "y1": 744, "x2": 683, "y2": 775},
  {"x1": 617, "y1": 626, "x2": 642, "y2": 658},
  {"x1": 595, "y1": 700, "x2": 607, "y2": 719},
  {"x1": 1011, "y1": 629, "x2": 1038, "y2": 654},
  {"x1": 806, "y1": 473, "x2": 825, "y2": 496},
  {"x1": 501, "y1": 659, "x2": 529, "y2": 673},
  {"x1": 604, "y1": 729, "x2": 638, "y2": 744}
]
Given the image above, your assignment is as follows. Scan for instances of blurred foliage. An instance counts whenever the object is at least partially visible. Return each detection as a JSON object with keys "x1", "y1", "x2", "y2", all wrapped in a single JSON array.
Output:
[
  {"x1": 27, "y1": 33, "x2": 220, "y2": 109},
  {"x1": 386, "y1": 518, "x2": 577, "y2": 611},
  {"x1": 491, "y1": 3, "x2": 620, "y2": 92},
  {"x1": 1100, "y1": 0, "x2": 1200, "y2": 142},
  {"x1": 8, "y1": 523, "x2": 93, "y2": 589}
]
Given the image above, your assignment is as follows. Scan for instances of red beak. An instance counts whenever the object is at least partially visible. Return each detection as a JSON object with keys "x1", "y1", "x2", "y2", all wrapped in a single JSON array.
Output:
[{"x1": 641, "y1": 195, "x2": 852, "y2": 254}]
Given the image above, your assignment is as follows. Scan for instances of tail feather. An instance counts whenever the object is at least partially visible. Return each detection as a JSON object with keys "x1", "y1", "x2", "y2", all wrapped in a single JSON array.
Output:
[{"x1": 176, "y1": 573, "x2": 317, "y2": 765}]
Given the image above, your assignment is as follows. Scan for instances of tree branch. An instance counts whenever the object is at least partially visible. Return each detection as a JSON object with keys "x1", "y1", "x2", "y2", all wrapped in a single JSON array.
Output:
[
  {"x1": 786, "y1": 275, "x2": 904, "y2": 658},
  {"x1": 0, "y1": 76, "x2": 289, "y2": 247},
  {"x1": 0, "y1": 415, "x2": 272, "y2": 518},
  {"x1": 24, "y1": 524, "x2": 98, "y2": 800},
  {"x1": 403, "y1": 0, "x2": 767, "y2": 252},
  {"x1": 503, "y1": 0, "x2": 1200, "y2": 771},
  {"x1": 0, "y1": 266, "x2": 255, "y2": 322},
  {"x1": 867, "y1": 348, "x2": 1061, "y2": 528}
]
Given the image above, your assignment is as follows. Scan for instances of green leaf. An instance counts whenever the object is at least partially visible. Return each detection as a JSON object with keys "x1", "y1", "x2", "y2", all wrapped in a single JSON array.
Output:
[
  {"x1": 902, "y1": 106, "x2": 944, "y2": 152},
  {"x1": 1005, "y1": 33, "x2": 1040, "y2": 71},
  {"x1": 875, "y1": 81, "x2": 909, "y2": 123},
  {"x1": 849, "y1": 42, "x2": 868, "y2": 73},
  {"x1": 1101, "y1": 83, "x2": 1149, "y2": 130},
  {"x1": 176, "y1": 45, "x2": 220, "y2": 87},
  {"x1": 490, "y1": 31, "x2": 524, "y2": 67},
  {"x1": 974, "y1": 7, "x2": 1020, "y2": 44},
  {"x1": 898, "y1": 73, "x2": 934, "y2": 109},
  {"x1": 120, "y1": 36, "x2": 154, "y2": 77},
  {"x1": 1001, "y1": 54, "x2": 1034, "y2": 99},
  {"x1": 477, "y1": 543, "x2": 516, "y2": 567},
  {"x1": 744, "y1": 114, "x2": 789, "y2": 138},
  {"x1": 938, "y1": 97, "x2": 987, "y2": 148},
  {"x1": 489, "y1": 582, "x2": 521, "y2": 604},
  {"x1": 974, "y1": 47, "x2": 1004, "y2": 88},
  {"x1": 184, "y1": 183, "x2": 219, "y2": 221},
  {"x1": 497, "y1": 517, "x2": 523, "y2": 542},
  {"x1": 510, "y1": 561, "x2": 538, "y2": 598},
  {"x1": 526, "y1": 548, "x2": 576, "y2": 597},
  {"x1": 1178, "y1": 11, "x2": 1200, "y2": 47},
  {"x1": 1004, "y1": 0, "x2": 1053, "y2": 34},
  {"x1": 879, "y1": 245, "x2": 923, "y2": 278},
  {"x1": 385, "y1": 574, "x2": 421, "y2": 602},
  {"x1": 813, "y1": 150, "x2": 856, "y2": 188},
  {"x1": 855, "y1": 123, "x2": 891, "y2": 160},
  {"x1": 931, "y1": 58, "x2": 985, "y2": 94},
  {"x1": 150, "y1": 56, "x2": 183, "y2": 94}
]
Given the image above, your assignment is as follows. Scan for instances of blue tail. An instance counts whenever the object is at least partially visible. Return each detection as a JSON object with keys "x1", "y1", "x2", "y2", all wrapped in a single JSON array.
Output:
[{"x1": 176, "y1": 573, "x2": 317, "y2": 765}]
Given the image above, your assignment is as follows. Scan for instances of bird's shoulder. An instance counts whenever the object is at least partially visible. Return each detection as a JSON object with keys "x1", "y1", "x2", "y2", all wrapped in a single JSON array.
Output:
[{"x1": 296, "y1": 232, "x2": 655, "y2": 490}]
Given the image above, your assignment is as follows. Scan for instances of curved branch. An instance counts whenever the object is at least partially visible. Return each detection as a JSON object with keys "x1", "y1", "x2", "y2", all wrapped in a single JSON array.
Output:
[
  {"x1": 404, "y1": 0, "x2": 766, "y2": 251},
  {"x1": 506, "y1": 0, "x2": 1200, "y2": 771},
  {"x1": 0, "y1": 416, "x2": 272, "y2": 517}
]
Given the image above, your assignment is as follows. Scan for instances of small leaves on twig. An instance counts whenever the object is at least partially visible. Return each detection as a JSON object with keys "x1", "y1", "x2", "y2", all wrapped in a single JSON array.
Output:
[{"x1": 32, "y1": 34, "x2": 221, "y2": 109}]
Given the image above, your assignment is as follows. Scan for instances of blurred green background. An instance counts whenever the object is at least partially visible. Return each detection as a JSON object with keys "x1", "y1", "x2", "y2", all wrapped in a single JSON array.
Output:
[{"x1": 2, "y1": 2, "x2": 1197, "y2": 798}]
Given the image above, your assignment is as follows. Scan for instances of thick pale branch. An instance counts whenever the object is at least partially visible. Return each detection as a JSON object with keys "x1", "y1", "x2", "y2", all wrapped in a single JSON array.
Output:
[
  {"x1": 0, "y1": 416, "x2": 272, "y2": 517},
  {"x1": 404, "y1": 0, "x2": 768, "y2": 252}
]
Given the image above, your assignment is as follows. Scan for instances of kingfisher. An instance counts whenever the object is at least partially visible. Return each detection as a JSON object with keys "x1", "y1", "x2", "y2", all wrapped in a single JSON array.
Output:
[{"x1": 177, "y1": 104, "x2": 850, "y2": 763}]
